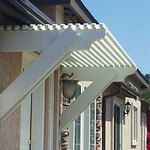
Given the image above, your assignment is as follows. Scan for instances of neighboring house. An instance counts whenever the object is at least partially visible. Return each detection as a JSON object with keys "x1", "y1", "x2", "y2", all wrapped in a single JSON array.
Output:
[
  {"x1": 0, "y1": 1, "x2": 149, "y2": 150},
  {"x1": 103, "y1": 70, "x2": 149, "y2": 150},
  {"x1": 66, "y1": 71, "x2": 149, "y2": 150}
]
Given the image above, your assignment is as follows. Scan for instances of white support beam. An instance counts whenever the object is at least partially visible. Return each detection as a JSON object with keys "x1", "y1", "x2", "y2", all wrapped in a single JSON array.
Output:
[
  {"x1": 60, "y1": 67, "x2": 136, "y2": 131},
  {"x1": 62, "y1": 67, "x2": 136, "y2": 81},
  {"x1": 0, "y1": 29, "x2": 80, "y2": 121},
  {"x1": 0, "y1": 30, "x2": 61, "y2": 52},
  {"x1": 31, "y1": 83, "x2": 45, "y2": 150},
  {"x1": 0, "y1": 26, "x2": 106, "y2": 52}
]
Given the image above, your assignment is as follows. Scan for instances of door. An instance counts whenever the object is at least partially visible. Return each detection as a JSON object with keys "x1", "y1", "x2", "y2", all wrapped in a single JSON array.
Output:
[
  {"x1": 20, "y1": 83, "x2": 45, "y2": 150},
  {"x1": 114, "y1": 104, "x2": 121, "y2": 150}
]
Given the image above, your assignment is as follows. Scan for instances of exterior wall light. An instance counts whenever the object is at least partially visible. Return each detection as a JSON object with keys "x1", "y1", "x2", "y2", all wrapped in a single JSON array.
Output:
[
  {"x1": 61, "y1": 73, "x2": 79, "y2": 100},
  {"x1": 124, "y1": 101, "x2": 131, "y2": 115}
]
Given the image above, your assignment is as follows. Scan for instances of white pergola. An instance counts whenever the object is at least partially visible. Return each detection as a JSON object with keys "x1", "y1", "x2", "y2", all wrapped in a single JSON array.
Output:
[{"x1": 0, "y1": 23, "x2": 136, "y2": 131}]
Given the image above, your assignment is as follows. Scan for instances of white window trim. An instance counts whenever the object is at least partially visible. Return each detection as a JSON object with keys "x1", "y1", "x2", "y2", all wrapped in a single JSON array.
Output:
[
  {"x1": 68, "y1": 82, "x2": 97, "y2": 150},
  {"x1": 131, "y1": 104, "x2": 138, "y2": 146},
  {"x1": 68, "y1": 112, "x2": 84, "y2": 150}
]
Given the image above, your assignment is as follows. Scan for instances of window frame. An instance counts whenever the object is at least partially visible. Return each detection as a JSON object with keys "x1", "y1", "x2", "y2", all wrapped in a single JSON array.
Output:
[
  {"x1": 68, "y1": 82, "x2": 97, "y2": 150},
  {"x1": 131, "y1": 104, "x2": 138, "y2": 146}
]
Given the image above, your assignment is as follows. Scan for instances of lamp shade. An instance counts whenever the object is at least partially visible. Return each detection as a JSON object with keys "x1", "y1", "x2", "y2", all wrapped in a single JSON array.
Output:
[{"x1": 62, "y1": 79, "x2": 79, "y2": 100}]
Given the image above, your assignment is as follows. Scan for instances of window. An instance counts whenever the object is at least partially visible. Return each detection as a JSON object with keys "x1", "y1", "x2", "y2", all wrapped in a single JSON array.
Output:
[
  {"x1": 131, "y1": 106, "x2": 138, "y2": 145},
  {"x1": 74, "y1": 116, "x2": 81, "y2": 150},
  {"x1": 73, "y1": 102, "x2": 96, "y2": 150},
  {"x1": 74, "y1": 84, "x2": 81, "y2": 150},
  {"x1": 69, "y1": 83, "x2": 97, "y2": 150}
]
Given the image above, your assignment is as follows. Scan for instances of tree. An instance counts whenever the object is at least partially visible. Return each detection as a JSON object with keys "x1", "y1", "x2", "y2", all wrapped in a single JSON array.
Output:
[
  {"x1": 145, "y1": 73, "x2": 150, "y2": 83},
  {"x1": 141, "y1": 73, "x2": 150, "y2": 102},
  {"x1": 141, "y1": 89, "x2": 150, "y2": 102}
]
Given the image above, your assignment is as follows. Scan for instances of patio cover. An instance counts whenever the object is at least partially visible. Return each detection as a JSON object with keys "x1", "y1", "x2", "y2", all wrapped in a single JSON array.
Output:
[{"x1": 0, "y1": 23, "x2": 136, "y2": 129}]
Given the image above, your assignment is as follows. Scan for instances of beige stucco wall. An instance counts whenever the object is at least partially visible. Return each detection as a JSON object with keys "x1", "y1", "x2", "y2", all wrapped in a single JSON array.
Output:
[
  {"x1": 105, "y1": 96, "x2": 141, "y2": 150},
  {"x1": 0, "y1": 106, "x2": 21, "y2": 150}
]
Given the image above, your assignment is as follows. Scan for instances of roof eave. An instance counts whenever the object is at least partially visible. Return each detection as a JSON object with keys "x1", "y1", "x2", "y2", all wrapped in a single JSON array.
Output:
[
  {"x1": 135, "y1": 70, "x2": 150, "y2": 89},
  {"x1": 30, "y1": 0, "x2": 98, "y2": 23},
  {"x1": 0, "y1": 0, "x2": 54, "y2": 25}
]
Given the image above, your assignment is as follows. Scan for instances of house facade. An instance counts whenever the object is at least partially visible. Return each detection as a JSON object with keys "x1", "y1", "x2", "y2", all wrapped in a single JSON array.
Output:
[
  {"x1": 103, "y1": 71, "x2": 149, "y2": 150},
  {"x1": 0, "y1": 1, "x2": 149, "y2": 150}
]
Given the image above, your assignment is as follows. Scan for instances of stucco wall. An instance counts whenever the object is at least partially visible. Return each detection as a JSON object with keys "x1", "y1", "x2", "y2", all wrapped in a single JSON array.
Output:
[
  {"x1": 123, "y1": 97, "x2": 141, "y2": 150},
  {"x1": 105, "y1": 96, "x2": 141, "y2": 150},
  {"x1": 0, "y1": 106, "x2": 21, "y2": 150}
]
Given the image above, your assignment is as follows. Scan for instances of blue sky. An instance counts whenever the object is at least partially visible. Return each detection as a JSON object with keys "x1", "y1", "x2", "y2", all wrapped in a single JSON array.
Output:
[{"x1": 82, "y1": 0, "x2": 150, "y2": 74}]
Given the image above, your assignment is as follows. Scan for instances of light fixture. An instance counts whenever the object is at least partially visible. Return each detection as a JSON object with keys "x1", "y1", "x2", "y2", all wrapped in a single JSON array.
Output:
[
  {"x1": 61, "y1": 73, "x2": 79, "y2": 101},
  {"x1": 124, "y1": 101, "x2": 131, "y2": 115}
]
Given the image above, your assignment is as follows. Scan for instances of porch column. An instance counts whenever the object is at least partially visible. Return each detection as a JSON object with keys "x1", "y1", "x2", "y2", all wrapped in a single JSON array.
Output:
[{"x1": 39, "y1": 5, "x2": 64, "y2": 150}]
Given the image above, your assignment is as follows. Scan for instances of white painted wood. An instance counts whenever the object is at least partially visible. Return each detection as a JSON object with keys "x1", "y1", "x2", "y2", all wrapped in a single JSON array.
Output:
[
  {"x1": 31, "y1": 83, "x2": 45, "y2": 150},
  {"x1": 0, "y1": 27, "x2": 106, "y2": 52},
  {"x1": 47, "y1": 74, "x2": 55, "y2": 150},
  {"x1": 80, "y1": 113, "x2": 84, "y2": 150},
  {"x1": 0, "y1": 31, "x2": 60, "y2": 51},
  {"x1": 68, "y1": 122, "x2": 75, "y2": 150},
  {"x1": 94, "y1": 100, "x2": 97, "y2": 150},
  {"x1": 20, "y1": 94, "x2": 31, "y2": 150},
  {"x1": 0, "y1": 22, "x2": 137, "y2": 121},
  {"x1": 83, "y1": 106, "x2": 90, "y2": 150},
  {"x1": 62, "y1": 67, "x2": 136, "y2": 81},
  {"x1": 131, "y1": 103, "x2": 138, "y2": 146},
  {"x1": 0, "y1": 29, "x2": 80, "y2": 121},
  {"x1": 60, "y1": 68, "x2": 117, "y2": 131},
  {"x1": 0, "y1": 24, "x2": 106, "y2": 52},
  {"x1": 0, "y1": 24, "x2": 136, "y2": 68},
  {"x1": 60, "y1": 67, "x2": 136, "y2": 131},
  {"x1": 107, "y1": 31, "x2": 136, "y2": 67}
]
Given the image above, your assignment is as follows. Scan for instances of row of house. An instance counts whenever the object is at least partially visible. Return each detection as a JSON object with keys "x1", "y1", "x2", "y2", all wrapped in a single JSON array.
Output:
[{"x1": 0, "y1": 0, "x2": 149, "y2": 150}]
